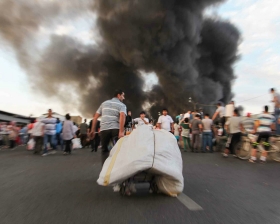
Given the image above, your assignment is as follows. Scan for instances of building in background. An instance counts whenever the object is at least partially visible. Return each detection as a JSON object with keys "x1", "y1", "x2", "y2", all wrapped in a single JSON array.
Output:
[
  {"x1": 71, "y1": 116, "x2": 82, "y2": 125},
  {"x1": 0, "y1": 110, "x2": 33, "y2": 124}
]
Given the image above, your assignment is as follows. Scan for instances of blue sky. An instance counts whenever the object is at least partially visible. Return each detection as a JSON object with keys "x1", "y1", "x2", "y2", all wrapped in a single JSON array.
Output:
[{"x1": 0, "y1": 0, "x2": 279, "y2": 117}]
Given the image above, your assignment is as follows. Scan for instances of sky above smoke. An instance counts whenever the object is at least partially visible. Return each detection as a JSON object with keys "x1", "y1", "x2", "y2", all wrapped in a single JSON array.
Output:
[{"x1": 0, "y1": 0, "x2": 241, "y2": 118}]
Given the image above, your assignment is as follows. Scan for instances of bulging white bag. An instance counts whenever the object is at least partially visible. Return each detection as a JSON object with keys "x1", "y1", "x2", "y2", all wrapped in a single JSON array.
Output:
[
  {"x1": 27, "y1": 139, "x2": 35, "y2": 150},
  {"x1": 97, "y1": 125, "x2": 184, "y2": 197},
  {"x1": 72, "y1": 138, "x2": 82, "y2": 149}
]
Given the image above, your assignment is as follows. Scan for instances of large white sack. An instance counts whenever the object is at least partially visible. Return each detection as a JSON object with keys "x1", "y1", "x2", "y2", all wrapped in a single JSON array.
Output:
[
  {"x1": 97, "y1": 125, "x2": 184, "y2": 197},
  {"x1": 151, "y1": 129, "x2": 184, "y2": 197},
  {"x1": 97, "y1": 125, "x2": 155, "y2": 186}
]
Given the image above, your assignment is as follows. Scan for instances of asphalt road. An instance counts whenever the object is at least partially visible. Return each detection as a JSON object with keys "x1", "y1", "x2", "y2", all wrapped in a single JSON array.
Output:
[{"x1": 1, "y1": 146, "x2": 280, "y2": 224}]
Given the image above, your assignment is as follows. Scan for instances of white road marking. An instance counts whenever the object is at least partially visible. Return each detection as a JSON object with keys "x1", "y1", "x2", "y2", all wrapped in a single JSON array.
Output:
[{"x1": 177, "y1": 193, "x2": 203, "y2": 211}]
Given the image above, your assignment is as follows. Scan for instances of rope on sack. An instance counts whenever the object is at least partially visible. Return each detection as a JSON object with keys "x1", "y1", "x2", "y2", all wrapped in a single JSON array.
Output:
[{"x1": 103, "y1": 137, "x2": 125, "y2": 186}]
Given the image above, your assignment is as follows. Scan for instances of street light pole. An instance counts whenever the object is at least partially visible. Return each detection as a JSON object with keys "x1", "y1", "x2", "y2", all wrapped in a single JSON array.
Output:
[{"x1": 189, "y1": 97, "x2": 197, "y2": 111}]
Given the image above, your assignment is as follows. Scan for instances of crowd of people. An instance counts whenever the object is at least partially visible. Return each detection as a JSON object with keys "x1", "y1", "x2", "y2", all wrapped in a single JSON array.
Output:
[
  {"x1": 1, "y1": 88, "x2": 279, "y2": 165},
  {"x1": 0, "y1": 109, "x2": 100, "y2": 156}
]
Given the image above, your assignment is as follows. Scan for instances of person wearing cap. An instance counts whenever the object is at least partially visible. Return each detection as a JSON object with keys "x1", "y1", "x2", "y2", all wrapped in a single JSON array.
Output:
[{"x1": 242, "y1": 113, "x2": 255, "y2": 134}]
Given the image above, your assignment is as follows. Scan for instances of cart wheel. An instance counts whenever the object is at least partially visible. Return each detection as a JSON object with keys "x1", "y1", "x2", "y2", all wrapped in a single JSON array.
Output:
[{"x1": 150, "y1": 182, "x2": 158, "y2": 194}]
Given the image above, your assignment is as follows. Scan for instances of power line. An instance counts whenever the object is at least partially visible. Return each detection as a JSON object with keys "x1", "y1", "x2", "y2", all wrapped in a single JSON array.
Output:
[
  {"x1": 237, "y1": 93, "x2": 270, "y2": 103},
  {"x1": 194, "y1": 93, "x2": 271, "y2": 107}
]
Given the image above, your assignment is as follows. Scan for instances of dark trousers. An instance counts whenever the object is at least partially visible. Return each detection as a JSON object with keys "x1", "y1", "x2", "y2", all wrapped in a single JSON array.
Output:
[
  {"x1": 9, "y1": 140, "x2": 16, "y2": 149},
  {"x1": 34, "y1": 136, "x2": 43, "y2": 153},
  {"x1": 80, "y1": 134, "x2": 88, "y2": 147},
  {"x1": 220, "y1": 117, "x2": 226, "y2": 128},
  {"x1": 100, "y1": 129, "x2": 119, "y2": 165},
  {"x1": 226, "y1": 132, "x2": 241, "y2": 154},
  {"x1": 254, "y1": 132, "x2": 271, "y2": 150},
  {"x1": 65, "y1": 140, "x2": 72, "y2": 153},
  {"x1": 56, "y1": 133, "x2": 61, "y2": 146},
  {"x1": 192, "y1": 131, "x2": 200, "y2": 151},
  {"x1": 91, "y1": 133, "x2": 100, "y2": 152}
]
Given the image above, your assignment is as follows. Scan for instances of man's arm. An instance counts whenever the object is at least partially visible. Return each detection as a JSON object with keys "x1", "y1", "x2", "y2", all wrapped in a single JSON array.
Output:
[
  {"x1": 41, "y1": 125, "x2": 45, "y2": 137},
  {"x1": 90, "y1": 113, "x2": 101, "y2": 139},
  {"x1": 141, "y1": 118, "x2": 149, "y2": 125},
  {"x1": 199, "y1": 123, "x2": 203, "y2": 132},
  {"x1": 171, "y1": 122, "x2": 174, "y2": 132},
  {"x1": 118, "y1": 112, "x2": 126, "y2": 138},
  {"x1": 253, "y1": 119, "x2": 259, "y2": 134},
  {"x1": 212, "y1": 112, "x2": 218, "y2": 121},
  {"x1": 157, "y1": 116, "x2": 162, "y2": 129},
  {"x1": 239, "y1": 122, "x2": 244, "y2": 132}
]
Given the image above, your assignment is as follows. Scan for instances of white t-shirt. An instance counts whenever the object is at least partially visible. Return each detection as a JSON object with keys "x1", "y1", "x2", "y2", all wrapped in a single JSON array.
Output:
[
  {"x1": 32, "y1": 122, "x2": 45, "y2": 136},
  {"x1": 174, "y1": 123, "x2": 180, "y2": 136},
  {"x1": 133, "y1": 118, "x2": 149, "y2": 126},
  {"x1": 216, "y1": 106, "x2": 225, "y2": 118},
  {"x1": 183, "y1": 113, "x2": 190, "y2": 119},
  {"x1": 158, "y1": 115, "x2": 174, "y2": 131},
  {"x1": 73, "y1": 125, "x2": 78, "y2": 134}
]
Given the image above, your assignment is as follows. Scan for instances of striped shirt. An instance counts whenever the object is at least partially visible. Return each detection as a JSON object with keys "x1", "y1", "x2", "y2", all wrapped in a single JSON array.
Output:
[
  {"x1": 97, "y1": 98, "x2": 127, "y2": 131},
  {"x1": 242, "y1": 118, "x2": 254, "y2": 132},
  {"x1": 41, "y1": 117, "x2": 57, "y2": 135},
  {"x1": 257, "y1": 113, "x2": 275, "y2": 132}
]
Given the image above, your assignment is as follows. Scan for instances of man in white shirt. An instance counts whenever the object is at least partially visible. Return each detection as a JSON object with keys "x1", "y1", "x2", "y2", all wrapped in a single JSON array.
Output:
[
  {"x1": 133, "y1": 111, "x2": 149, "y2": 128},
  {"x1": 212, "y1": 103, "x2": 226, "y2": 130},
  {"x1": 157, "y1": 109, "x2": 174, "y2": 132},
  {"x1": 31, "y1": 119, "x2": 45, "y2": 154},
  {"x1": 183, "y1": 111, "x2": 191, "y2": 119}
]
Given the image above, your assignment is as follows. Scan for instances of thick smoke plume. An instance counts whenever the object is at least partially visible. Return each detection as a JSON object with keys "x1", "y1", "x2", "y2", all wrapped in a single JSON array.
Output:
[{"x1": 0, "y1": 0, "x2": 240, "y2": 118}]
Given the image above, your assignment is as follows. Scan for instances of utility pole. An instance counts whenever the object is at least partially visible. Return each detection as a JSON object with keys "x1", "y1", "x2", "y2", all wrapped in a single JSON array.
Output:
[{"x1": 189, "y1": 97, "x2": 198, "y2": 111}]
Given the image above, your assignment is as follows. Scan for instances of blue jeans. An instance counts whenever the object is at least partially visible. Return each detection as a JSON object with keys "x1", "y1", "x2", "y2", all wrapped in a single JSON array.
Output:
[
  {"x1": 202, "y1": 132, "x2": 212, "y2": 152},
  {"x1": 43, "y1": 134, "x2": 56, "y2": 154}
]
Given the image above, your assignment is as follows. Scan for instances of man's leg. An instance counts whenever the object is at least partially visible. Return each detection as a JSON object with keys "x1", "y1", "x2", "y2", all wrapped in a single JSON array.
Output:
[
  {"x1": 100, "y1": 130, "x2": 113, "y2": 165},
  {"x1": 260, "y1": 133, "x2": 270, "y2": 163},
  {"x1": 208, "y1": 133, "x2": 213, "y2": 152},
  {"x1": 50, "y1": 135, "x2": 56, "y2": 150},
  {"x1": 90, "y1": 139, "x2": 95, "y2": 152},
  {"x1": 202, "y1": 133, "x2": 207, "y2": 152},
  {"x1": 183, "y1": 137, "x2": 187, "y2": 151},
  {"x1": 38, "y1": 136, "x2": 43, "y2": 154},
  {"x1": 60, "y1": 134, "x2": 64, "y2": 151},
  {"x1": 80, "y1": 134, "x2": 85, "y2": 148},
  {"x1": 249, "y1": 133, "x2": 262, "y2": 163},
  {"x1": 34, "y1": 136, "x2": 39, "y2": 153},
  {"x1": 65, "y1": 140, "x2": 71, "y2": 153},
  {"x1": 224, "y1": 134, "x2": 232, "y2": 157},
  {"x1": 186, "y1": 137, "x2": 191, "y2": 151},
  {"x1": 43, "y1": 134, "x2": 48, "y2": 154},
  {"x1": 230, "y1": 133, "x2": 241, "y2": 155},
  {"x1": 94, "y1": 134, "x2": 100, "y2": 152},
  {"x1": 193, "y1": 134, "x2": 198, "y2": 152}
]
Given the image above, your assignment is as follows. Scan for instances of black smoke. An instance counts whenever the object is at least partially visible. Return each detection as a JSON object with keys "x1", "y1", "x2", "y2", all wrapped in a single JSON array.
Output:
[{"x1": 0, "y1": 0, "x2": 240, "y2": 118}]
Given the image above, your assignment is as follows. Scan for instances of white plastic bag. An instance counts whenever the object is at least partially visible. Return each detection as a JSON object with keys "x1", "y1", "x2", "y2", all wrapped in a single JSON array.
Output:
[
  {"x1": 72, "y1": 138, "x2": 82, "y2": 149},
  {"x1": 27, "y1": 139, "x2": 35, "y2": 150}
]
